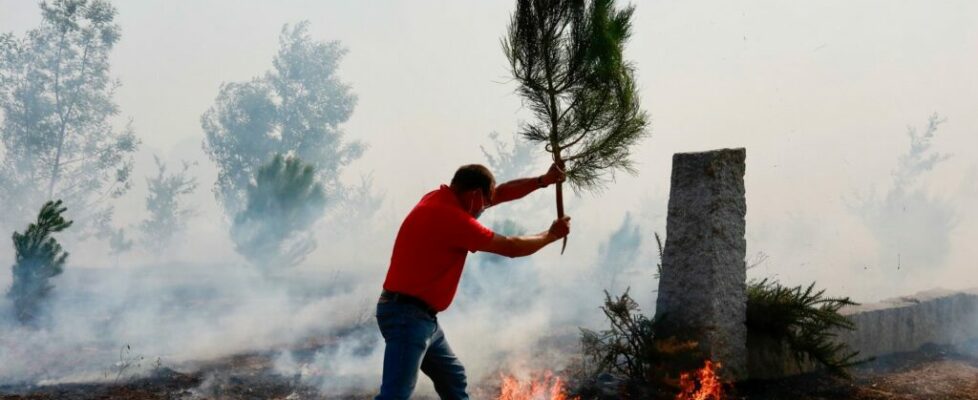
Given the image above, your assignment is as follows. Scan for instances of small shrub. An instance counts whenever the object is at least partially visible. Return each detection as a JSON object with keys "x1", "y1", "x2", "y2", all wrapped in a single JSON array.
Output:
[
  {"x1": 746, "y1": 278, "x2": 860, "y2": 376},
  {"x1": 7, "y1": 200, "x2": 73, "y2": 323},
  {"x1": 231, "y1": 154, "x2": 326, "y2": 268},
  {"x1": 577, "y1": 289, "x2": 699, "y2": 398}
]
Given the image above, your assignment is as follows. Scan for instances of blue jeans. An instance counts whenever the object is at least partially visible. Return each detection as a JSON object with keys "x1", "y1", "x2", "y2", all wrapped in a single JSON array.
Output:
[{"x1": 374, "y1": 301, "x2": 469, "y2": 400}]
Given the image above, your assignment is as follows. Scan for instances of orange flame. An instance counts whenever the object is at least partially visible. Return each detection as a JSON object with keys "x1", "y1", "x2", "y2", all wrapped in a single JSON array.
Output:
[
  {"x1": 497, "y1": 371, "x2": 578, "y2": 400},
  {"x1": 675, "y1": 360, "x2": 724, "y2": 400}
]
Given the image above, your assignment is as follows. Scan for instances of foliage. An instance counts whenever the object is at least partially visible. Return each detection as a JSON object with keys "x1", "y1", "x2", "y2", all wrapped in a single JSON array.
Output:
[
  {"x1": 578, "y1": 289, "x2": 699, "y2": 398},
  {"x1": 231, "y1": 154, "x2": 326, "y2": 268},
  {"x1": 0, "y1": 0, "x2": 138, "y2": 233},
  {"x1": 7, "y1": 199, "x2": 73, "y2": 324},
  {"x1": 503, "y1": 0, "x2": 650, "y2": 191},
  {"x1": 578, "y1": 259, "x2": 860, "y2": 397},
  {"x1": 503, "y1": 0, "x2": 649, "y2": 254},
  {"x1": 581, "y1": 289, "x2": 659, "y2": 381},
  {"x1": 139, "y1": 155, "x2": 198, "y2": 251},
  {"x1": 746, "y1": 279, "x2": 860, "y2": 377},
  {"x1": 202, "y1": 21, "x2": 361, "y2": 218}
]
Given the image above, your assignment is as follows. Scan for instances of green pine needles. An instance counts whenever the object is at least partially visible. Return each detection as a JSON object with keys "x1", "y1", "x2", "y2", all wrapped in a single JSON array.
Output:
[
  {"x1": 504, "y1": 0, "x2": 650, "y2": 253},
  {"x1": 8, "y1": 200, "x2": 74, "y2": 324},
  {"x1": 580, "y1": 289, "x2": 661, "y2": 384},
  {"x1": 231, "y1": 153, "x2": 327, "y2": 269},
  {"x1": 746, "y1": 278, "x2": 861, "y2": 377}
]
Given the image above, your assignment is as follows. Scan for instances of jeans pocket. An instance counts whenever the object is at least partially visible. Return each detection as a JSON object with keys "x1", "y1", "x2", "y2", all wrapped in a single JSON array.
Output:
[
  {"x1": 377, "y1": 306, "x2": 436, "y2": 348},
  {"x1": 377, "y1": 309, "x2": 406, "y2": 339}
]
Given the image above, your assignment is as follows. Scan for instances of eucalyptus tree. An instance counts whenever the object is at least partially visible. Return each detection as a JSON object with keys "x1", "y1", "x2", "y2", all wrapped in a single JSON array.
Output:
[
  {"x1": 503, "y1": 0, "x2": 649, "y2": 252},
  {"x1": 0, "y1": 0, "x2": 138, "y2": 234},
  {"x1": 202, "y1": 22, "x2": 361, "y2": 219}
]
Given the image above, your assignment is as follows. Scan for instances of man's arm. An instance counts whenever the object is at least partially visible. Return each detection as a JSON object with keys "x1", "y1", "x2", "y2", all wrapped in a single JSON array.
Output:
[
  {"x1": 491, "y1": 164, "x2": 565, "y2": 206},
  {"x1": 492, "y1": 176, "x2": 542, "y2": 206},
  {"x1": 476, "y1": 216, "x2": 571, "y2": 258}
]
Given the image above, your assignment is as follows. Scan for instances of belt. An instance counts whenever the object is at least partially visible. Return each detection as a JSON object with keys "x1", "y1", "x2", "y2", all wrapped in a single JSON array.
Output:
[{"x1": 379, "y1": 290, "x2": 438, "y2": 318}]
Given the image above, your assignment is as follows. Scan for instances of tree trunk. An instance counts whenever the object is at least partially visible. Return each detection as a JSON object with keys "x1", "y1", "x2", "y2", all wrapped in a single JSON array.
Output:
[{"x1": 553, "y1": 154, "x2": 567, "y2": 254}]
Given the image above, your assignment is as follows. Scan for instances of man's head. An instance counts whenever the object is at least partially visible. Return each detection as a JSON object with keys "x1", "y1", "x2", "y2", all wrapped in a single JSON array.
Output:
[{"x1": 450, "y1": 164, "x2": 495, "y2": 219}]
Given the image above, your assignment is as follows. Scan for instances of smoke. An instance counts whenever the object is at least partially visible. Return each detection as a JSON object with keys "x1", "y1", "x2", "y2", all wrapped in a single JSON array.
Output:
[
  {"x1": 0, "y1": 261, "x2": 374, "y2": 384},
  {"x1": 849, "y1": 114, "x2": 957, "y2": 272},
  {"x1": 593, "y1": 212, "x2": 644, "y2": 295},
  {"x1": 0, "y1": 172, "x2": 666, "y2": 396}
]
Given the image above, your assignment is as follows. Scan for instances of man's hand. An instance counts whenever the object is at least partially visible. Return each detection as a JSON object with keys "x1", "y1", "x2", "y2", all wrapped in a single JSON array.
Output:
[
  {"x1": 540, "y1": 163, "x2": 566, "y2": 187},
  {"x1": 548, "y1": 216, "x2": 571, "y2": 240}
]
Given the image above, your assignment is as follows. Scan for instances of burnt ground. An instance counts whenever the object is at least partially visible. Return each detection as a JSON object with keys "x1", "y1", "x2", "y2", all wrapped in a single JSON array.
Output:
[
  {"x1": 2, "y1": 340, "x2": 977, "y2": 400},
  {"x1": 737, "y1": 340, "x2": 978, "y2": 400},
  {"x1": 0, "y1": 351, "x2": 376, "y2": 400}
]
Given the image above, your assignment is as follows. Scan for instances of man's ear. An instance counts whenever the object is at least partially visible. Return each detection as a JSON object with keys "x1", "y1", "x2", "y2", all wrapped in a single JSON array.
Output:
[{"x1": 463, "y1": 190, "x2": 478, "y2": 209}]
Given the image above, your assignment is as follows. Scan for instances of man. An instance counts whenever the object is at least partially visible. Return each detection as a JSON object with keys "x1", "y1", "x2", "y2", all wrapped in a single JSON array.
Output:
[{"x1": 375, "y1": 163, "x2": 570, "y2": 400}]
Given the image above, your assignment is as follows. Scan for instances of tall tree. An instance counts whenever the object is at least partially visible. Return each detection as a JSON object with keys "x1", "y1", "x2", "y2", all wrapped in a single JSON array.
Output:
[
  {"x1": 139, "y1": 156, "x2": 198, "y2": 252},
  {"x1": 503, "y1": 0, "x2": 649, "y2": 252},
  {"x1": 8, "y1": 200, "x2": 73, "y2": 324},
  {"x1": 202, "y1": 21, "x2": 362, "y2": 219},
  {"x1": 0, "y1": 0, "x2": 138, "y2": 233},
  {"x1": 231, "y1": 154, "x2": 326, "y2": 268}
]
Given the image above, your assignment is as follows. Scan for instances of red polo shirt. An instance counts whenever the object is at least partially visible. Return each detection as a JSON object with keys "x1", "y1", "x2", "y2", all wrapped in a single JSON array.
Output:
[{"x1": 382, "y1": 184, "x2": 495, "y2": 312}]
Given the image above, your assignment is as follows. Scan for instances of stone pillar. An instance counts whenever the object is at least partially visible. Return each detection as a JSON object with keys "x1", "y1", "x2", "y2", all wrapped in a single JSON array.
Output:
[{"x1": 654, "y1": 148, "x2": 747, "y2": 380}]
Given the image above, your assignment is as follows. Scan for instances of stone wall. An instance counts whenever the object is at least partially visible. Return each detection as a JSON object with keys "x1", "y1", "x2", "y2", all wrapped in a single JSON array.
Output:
[
  {"x1": 838, "y1": 288, "x2": 978, "y2": 359},
  {"x1": 748, "y1": 288, "x2": 978, "y2": 379}
]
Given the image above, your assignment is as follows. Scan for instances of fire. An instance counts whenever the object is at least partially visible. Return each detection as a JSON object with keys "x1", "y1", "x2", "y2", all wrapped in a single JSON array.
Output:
[
  {"x1": 675, "y1": 360, "x2": 724, "y2": 400},
  {"x1": 497, "y1": 371, "x2": 578, "y2": 400}
]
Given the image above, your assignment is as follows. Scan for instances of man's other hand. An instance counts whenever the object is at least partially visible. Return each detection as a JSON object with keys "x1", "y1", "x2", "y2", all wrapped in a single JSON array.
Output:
[
  {"x1": 541, "y1": 163, "x2": 566, "y2": 186},
  {"x1": 548, "y1": 216, "x2": 571, "y2": 240}
]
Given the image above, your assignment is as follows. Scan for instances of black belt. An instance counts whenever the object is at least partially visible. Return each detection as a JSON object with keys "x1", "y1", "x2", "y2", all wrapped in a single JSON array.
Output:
[{"x1": 379, "y1": 290, "x2": 438, "y2": 317}]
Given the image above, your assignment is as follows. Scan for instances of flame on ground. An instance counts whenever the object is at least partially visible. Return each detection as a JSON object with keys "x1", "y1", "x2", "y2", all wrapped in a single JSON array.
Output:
[
  {"x1": 675, "y1": 360, "x2": 724, "y2": 400},
  {"x1": 497, "y1": 371, "x2": 578, "y2": 400}
]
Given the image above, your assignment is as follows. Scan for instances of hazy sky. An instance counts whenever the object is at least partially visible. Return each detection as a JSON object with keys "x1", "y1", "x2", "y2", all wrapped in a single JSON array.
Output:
[{"x1": 2, "y1": 0, "x2": 977, "y2": 299}]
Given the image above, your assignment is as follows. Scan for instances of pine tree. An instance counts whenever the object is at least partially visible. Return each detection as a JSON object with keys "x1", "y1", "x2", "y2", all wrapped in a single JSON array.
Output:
[
  {"x1": 503, "y1": 0, "x2": 649, "y2": 252},
  {"x1": 7, "y1": 200, "x2": 73, "y2": 324},
  {"x1": 231, "y1": 154, "x2": 326, "y2": 269}
]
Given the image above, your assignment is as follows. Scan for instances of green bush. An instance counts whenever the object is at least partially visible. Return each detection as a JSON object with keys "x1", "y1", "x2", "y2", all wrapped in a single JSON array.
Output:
[
  {"x1": 8, "y1": 200, "x2": 73, "y2": 323},
  {"x1": 746, "y1": 279, "x2": 860, "y2": 377}
]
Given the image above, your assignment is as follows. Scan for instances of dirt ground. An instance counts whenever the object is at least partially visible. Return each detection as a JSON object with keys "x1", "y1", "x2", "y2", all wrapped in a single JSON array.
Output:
[
  {"x1": 2, "y1": 341, "x2": 976, "y2": 399},
  {"x1": 738, "y1": 341, "x2": 978, "y2": 400}
]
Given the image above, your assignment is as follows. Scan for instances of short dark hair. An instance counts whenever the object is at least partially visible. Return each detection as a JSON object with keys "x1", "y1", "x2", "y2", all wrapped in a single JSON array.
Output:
[{"x1": 450, "y1": 164, "x2": 495, "y2": 200}]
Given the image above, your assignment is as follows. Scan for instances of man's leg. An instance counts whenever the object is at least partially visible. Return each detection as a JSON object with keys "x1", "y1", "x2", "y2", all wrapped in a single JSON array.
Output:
[
  {"x1": 375, "y1": 303, "x2": 434, "y2": 400},
  {"x1": 420, "y1": 322, "x2": 469, "y2": 400}
]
